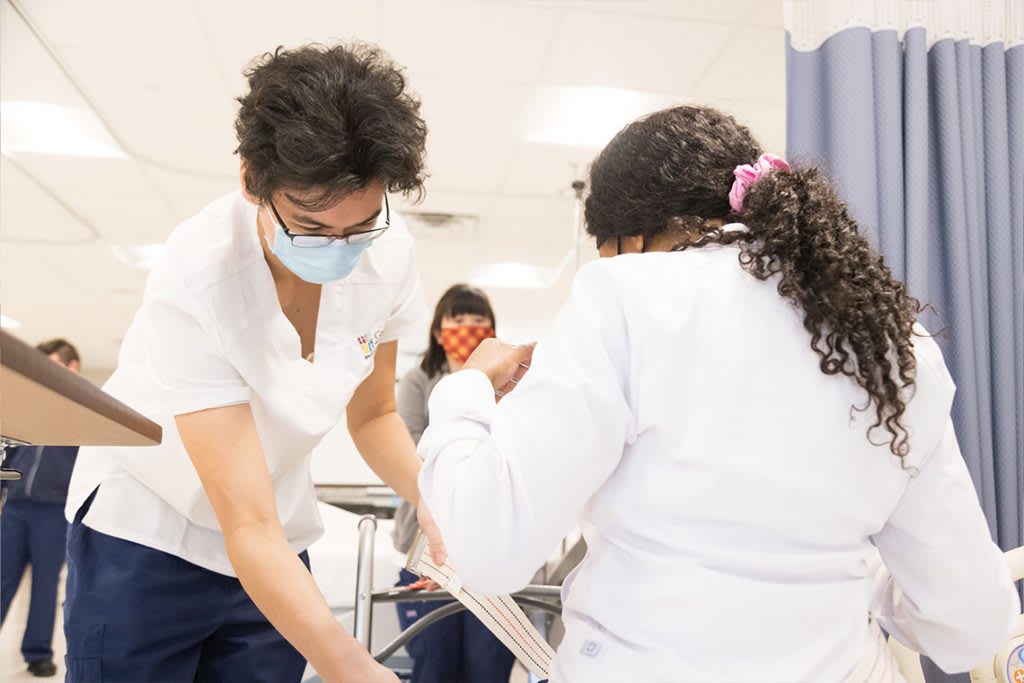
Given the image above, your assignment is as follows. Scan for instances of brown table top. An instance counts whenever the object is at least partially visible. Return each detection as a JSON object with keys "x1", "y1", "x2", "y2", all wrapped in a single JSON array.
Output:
[{"x1": 0, "y1": 330, "x2": 161, "y2": 447}]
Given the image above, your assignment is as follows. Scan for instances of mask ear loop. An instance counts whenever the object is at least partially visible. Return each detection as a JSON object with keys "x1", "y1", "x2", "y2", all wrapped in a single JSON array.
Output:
[
  {"x1": 260, "y1": 207, "x2": 275, "y2": 251},
  {"x1": 614, "y1": 234, "x2": 647, "y2": 255}
]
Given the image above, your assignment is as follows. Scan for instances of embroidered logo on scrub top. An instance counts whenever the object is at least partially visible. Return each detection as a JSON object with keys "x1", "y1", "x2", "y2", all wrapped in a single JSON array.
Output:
[
  {"x1": 1007, "y1": 643, "x2": 1024, "y2": 683},
  {"x1": 357, "y1": 329, "x2": 384, "y2": 359}
]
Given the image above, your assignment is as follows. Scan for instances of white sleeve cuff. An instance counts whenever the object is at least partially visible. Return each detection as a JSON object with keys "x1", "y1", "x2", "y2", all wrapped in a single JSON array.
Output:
[
  {"x1": 166, "y1": 387, "x2": 252, "y2": 417},
  {"x1": 417, "y1": 370, "x2": 496, "y2": 469},
  {"x1": 427, "y1": 369, "x2": 496, "y2": 425}
]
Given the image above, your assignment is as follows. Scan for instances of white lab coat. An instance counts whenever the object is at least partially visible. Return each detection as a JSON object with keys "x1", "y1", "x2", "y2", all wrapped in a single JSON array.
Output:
[{"x1": 418, "y1": 243, "x2": 1019, "y2": 682}]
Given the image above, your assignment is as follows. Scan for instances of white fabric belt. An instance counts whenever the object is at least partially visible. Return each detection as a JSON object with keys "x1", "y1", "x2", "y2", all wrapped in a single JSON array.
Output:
[{"x1": 406, "y1": 534, "x2": 555, "y2": 680}]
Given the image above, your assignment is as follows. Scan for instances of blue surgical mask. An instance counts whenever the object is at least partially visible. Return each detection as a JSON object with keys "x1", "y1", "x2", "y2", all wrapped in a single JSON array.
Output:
[{"x1": 267, "y1": 220, "x2": 372, "y2": 284}]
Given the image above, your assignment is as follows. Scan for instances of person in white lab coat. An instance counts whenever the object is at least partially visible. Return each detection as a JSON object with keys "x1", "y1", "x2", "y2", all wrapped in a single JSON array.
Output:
[
  {"x1": 415, "y1": 105, "x2": 1020, "y2": 682},
  {"x1": 63, "y1": 44, "x2": 429, "y2": 683}
]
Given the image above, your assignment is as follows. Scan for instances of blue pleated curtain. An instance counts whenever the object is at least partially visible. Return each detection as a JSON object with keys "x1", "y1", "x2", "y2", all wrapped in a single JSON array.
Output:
[{"x1": 784, "y1": 2, "x2": 1023, "y2": 680}]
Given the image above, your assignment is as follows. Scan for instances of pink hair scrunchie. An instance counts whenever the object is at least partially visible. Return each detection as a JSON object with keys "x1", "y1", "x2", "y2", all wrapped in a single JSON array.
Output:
[{"x1": 728, "y1": 153, "x2": 791, "y2": 214}]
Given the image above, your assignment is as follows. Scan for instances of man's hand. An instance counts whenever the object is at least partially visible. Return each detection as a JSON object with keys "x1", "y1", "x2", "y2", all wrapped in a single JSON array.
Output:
[
  {"x1": 463, "y1": 339, "x2": 535, "y2": 398},
  {"x1": 327, "y1": 649, "x2": 400, "y2": 683},
  {"x1": 417, "y1": 495, "x2": 447, "y2": 566}
]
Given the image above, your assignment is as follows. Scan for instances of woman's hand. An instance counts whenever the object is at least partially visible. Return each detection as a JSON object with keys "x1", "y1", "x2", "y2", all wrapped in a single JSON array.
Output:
[{"x1": 462, "y1": 339, "x2": 535, "y2": 399}]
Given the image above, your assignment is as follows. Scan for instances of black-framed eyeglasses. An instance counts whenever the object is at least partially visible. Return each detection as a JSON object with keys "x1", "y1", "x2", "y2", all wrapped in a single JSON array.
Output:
[{"x1": 268, "y1": 194, "x2": 390, "y2": 248}]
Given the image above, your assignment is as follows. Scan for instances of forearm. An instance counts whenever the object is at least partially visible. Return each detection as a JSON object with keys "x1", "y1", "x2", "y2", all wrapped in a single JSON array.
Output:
[
  {"x1": 873, "y1": 420, "x2": 1020, "y2": 670},
  {"x1": 418, "y1": 371, "x2": 543, "y2": 592},
  {"x1": 350, "y1": 411, "x2": 421, "y2": 502},
  {"x1": 226, "y1": 524, "x2": 365, "y2": 682}
]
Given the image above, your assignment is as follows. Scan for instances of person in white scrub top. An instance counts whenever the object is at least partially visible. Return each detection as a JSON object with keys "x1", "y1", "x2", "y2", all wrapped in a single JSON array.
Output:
[
  {"x1": 416, "y1": 105, "x2": 1020, "y2": 682},
  {"x1": 63, "y1": 44, "x2": 429, "y2": 683}
]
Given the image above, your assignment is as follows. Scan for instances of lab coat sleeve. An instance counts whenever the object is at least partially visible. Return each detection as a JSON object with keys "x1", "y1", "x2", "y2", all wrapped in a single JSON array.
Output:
[
  {"x1": 870, "y1": 417, "x2": 1020, "y2": 672},
  {"x1": 142, "y1": 285, "x2": 251, "y2": 416},
  {"x1": 418, "y1": 264, "x2": 632, "y2": 595}
]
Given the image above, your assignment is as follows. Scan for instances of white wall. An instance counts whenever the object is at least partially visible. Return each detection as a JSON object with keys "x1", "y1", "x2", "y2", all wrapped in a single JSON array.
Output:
[{"x1": 310, "y1": 419, "x2": 386, "y2": 485}]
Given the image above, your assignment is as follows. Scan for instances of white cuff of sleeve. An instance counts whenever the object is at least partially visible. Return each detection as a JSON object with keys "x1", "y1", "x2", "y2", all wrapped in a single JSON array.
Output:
[
  {"x1": 167, "y1": 387, "x2": 252, "y2": 416},
  {"x1": 418, "y1": 370, "x2": 496, "y2": 468},
  {"x1": 427, "y1": 369, "x2": 497, "y2": 426}
]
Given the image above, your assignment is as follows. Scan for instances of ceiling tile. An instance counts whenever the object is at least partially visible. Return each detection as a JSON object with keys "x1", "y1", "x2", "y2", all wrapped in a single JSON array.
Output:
[
  {"x1": 143, "y1": 167, "x2": 240, "y2": 219},
  {"x1": 543, "y1": 10, "x2": 737, "y2": 94},
  {"x1": 490, "y1": 194, "x2": 580, "y2": 218},
  {"x1": 573, "y1": 0, "x2": 755, "y2": 24},
  {"x1": 30, "y1": 244, "x2": 151, "y2": 299},
  {"x1": 53, "y1": 47, "x2": 230, "y2": 115},
  {"x1": 381, "y1": 0, "x2": 561, "y2": 83},
  {"x1": 2, "y1": 154, "x2": 177, "y2": 241},
  {"x1": 1, "y1": 157, "x2": 80, "y2": 219},
  {"x1": 500, "y1": 142, "x2": 596, "y2": 198},
  {"x1": 68, "y1": 190, "x2": 181, "y2": 244},
  {"x1": 747, "y1": 0, "x2": 784, "y2": 29},
  {"x1": 0, "y1": 214, "x2": 94, "y2": 243},
  {"x1": 415, "y1": 79, "x2": 532, "y2": 140},
  {"x1": 195, "y1": 0, "x2": 381, "y2": 90},
  {"x1": 1, "y1": 158, "x2": 97, "y2": 241},
  {"x1": 690, "y1": 26, "x2": 787, "y2": 105},
  {"x1": 393, "y1": 190, "x2": 492, "y2": 218},
  {"x1": 475, "y1": 213, "x2": 579, "y2": 247},
  {"x1": 19, "y1": 0, "x2": 211, "y2": 57},
  {"x1": 0, "y1": 2, "x2": 84, "y2": 107},
  {"x1": 11, "y1": 155, "x2": 153, "y2": 193},
  {"x1": 423, "y1": 134, "x2": 516, "y2": 194},
  {"x1": 101, "y1": 106, "x2": 240, "y2": 177}
]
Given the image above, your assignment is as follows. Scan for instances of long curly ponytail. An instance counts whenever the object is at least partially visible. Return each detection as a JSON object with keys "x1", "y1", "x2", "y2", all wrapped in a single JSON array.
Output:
[{"x1": 585, "y1": 105, "x2": 923, "y2": 458}]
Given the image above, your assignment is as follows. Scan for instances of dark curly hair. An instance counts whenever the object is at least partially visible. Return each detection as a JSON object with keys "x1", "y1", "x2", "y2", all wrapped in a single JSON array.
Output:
[
  {"x1": 235, "y1": 43, "x2": 427, "y2": 209},
  {"x1": 585, "y1": 105, "x2": 923, "y2": 458},
  {"x1": 421, "y1": 284, "x2": 496, "y2": 378}
]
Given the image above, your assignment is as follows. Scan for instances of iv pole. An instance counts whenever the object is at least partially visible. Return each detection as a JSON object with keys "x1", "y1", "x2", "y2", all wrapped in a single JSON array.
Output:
[{"x1": 571, "y1": 179, "x2": 587, "y2": 272}]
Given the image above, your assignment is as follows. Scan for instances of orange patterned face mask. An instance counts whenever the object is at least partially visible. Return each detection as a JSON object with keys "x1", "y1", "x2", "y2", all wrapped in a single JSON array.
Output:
[{"x1": 439, "y1": 325, "x2": 496, "y2": 363}]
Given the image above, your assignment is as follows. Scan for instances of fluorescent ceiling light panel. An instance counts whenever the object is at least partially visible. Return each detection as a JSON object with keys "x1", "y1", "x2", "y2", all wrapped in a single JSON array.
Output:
[
  {"x1": 111, "y1": 244, "x2": 165, "y2": 270},
  {"x1": 0, "y1": 101, "x2": 126, "y2": 158},
  {"x1": 0, "y1": 314, "x2": 22, "y2": 329},
  {"x1": 522, "y1": 86, "x2": 681, "y2": 148}
]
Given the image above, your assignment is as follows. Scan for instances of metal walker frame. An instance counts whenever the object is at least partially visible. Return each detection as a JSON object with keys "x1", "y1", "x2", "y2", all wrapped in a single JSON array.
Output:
[{"x1": 351, "y1": 515, "x2": 563, "y2": 673}]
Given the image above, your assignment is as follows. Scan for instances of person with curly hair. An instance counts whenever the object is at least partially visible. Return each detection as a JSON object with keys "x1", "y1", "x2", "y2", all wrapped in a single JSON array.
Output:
[
  {"x1": 414, "y1": 105, "x2": 1019, "y2": 682},
  {"x1": 63, "y1": 44, "x2": 430, "y2": 683}
]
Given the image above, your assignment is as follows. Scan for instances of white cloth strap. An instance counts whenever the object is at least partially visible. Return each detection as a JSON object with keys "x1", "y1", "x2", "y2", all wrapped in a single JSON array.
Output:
[{"x1": 407, "y1": 534, "x2": 555, "y2": 680}]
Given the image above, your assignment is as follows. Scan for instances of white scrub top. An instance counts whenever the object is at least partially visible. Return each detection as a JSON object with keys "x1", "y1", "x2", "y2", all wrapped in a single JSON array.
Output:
[
  {"x1": 418, "y1": 240, "x2": 1019, "y2": 682},
  {"x1": 67, "y1": 191, "x2": 424, "y2": 576}
]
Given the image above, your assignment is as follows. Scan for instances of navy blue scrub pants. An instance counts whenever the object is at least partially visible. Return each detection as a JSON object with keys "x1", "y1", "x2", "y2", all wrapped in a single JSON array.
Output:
[
  {"x1": 63, "y1": 492, "x2": 308, "y2": 682},
  {"x1": 396, "y1": 568, "x2": 516, "y2": 683},
  {"x1": 0, "y1": 499, "x2": 68, "y2": 665}
]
